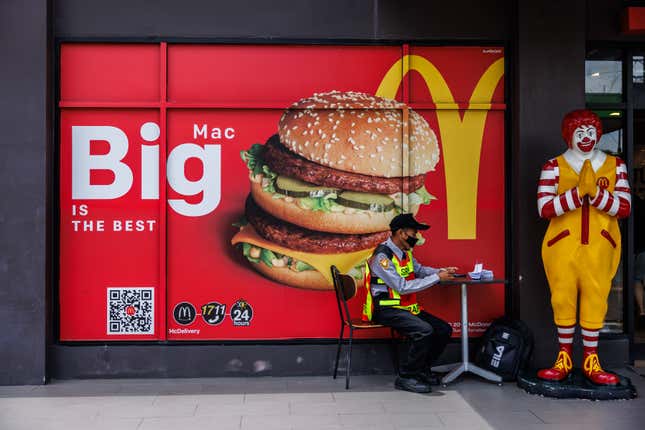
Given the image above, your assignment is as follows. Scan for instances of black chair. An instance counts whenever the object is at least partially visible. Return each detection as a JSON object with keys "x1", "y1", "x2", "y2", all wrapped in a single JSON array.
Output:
[{"x1": 330, "y1": 265, "x2": 398, "y2": 389}]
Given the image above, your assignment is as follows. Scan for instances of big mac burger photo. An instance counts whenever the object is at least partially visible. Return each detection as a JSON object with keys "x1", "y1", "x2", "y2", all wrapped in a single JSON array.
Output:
[{"x1": 232, "y1": 91, "x2": 440, "y2": 290}]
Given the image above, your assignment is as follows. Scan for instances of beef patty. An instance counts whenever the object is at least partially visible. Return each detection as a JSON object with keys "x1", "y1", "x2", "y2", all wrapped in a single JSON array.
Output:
[{"x1": 263, "y1": 135, "x2": 425, "y2": 195}]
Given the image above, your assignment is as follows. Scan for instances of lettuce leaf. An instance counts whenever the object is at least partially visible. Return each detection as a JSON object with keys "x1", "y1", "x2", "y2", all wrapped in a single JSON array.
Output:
[
  {"x1": 241, "y1": 243, "x2": 260, "y2": 263},
  {"x1": 239, "y1": 242, "x2": 315, "y2": 271},
  {"x1": 412, "y1": 186, "x2": 435, "y2": 205},
  {"x1": 240, "y1": 144, "x2": 279, "y2": 193},
  {"x1": 294, "y1": 260, "x2": 315, "y2": 271},
  {"x1": 347, "y1": 264, "x2": 366, "y2": 281},
  {"x1": 232, "y1": 216, "x2": 248, "y2": 228},
  {"x1": 392, "y1": 186, "x2": 436, "y2": 210},
  {"x1": 297, "y1": 194, "x2": 341, "y2": 212},
  {"x1": 260, "y1": 248, "x2": 277, "y2": 267},
  {"x1": 261, "y1": 165, "x2": 277, "y2": 193},
  {"x1": 240, "y1": 144, "x2": 266, "y2": 178}
]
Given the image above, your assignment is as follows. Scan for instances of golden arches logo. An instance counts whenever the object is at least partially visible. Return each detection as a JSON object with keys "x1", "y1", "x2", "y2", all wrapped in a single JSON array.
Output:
[
  {"x1": 376, "y1": 55, "x2": 505, "y2": 239},
  {"x1": 596, "y1": 177, "x2": 610, "y2": 189}
]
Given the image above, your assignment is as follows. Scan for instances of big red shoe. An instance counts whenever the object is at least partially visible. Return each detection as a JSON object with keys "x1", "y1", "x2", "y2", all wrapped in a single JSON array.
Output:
[
  {"x1": 583, "y1": 353, "x2": 619, "y2": 385},
  {"x1": 537, "y1": 350, "x2": 573, "y2": 381}
]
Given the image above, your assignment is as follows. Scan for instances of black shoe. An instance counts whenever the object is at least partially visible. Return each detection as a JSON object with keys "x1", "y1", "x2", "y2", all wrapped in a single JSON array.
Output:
[
  {"x1": 394, "y1": 376, "x2": 432, "y2": 393},
  {"x1": 418, "y1": 371, "x2": 443, "y2": 386}
]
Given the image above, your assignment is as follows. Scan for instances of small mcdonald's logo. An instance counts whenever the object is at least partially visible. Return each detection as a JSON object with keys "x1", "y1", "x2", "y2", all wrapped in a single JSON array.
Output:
[{"x1": 596, "y1": 177, "x2": 610, "y2": 189}]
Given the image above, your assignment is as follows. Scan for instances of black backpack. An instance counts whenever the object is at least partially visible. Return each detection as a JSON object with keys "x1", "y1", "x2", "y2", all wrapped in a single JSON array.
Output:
[{"x1": 474, "y1": 317, "x2": 534, "y2": 381}]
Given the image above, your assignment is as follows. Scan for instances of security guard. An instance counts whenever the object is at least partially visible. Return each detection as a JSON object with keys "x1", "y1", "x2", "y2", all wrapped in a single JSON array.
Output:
[{"x1": 363, "y1": 213, "x2": 456, "y2": 393}]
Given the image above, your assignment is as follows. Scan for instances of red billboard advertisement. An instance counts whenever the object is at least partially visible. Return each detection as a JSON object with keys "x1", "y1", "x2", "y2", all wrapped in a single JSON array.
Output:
[{"x1": 59, "y1": 43, "x2": 505, "y2": 341}]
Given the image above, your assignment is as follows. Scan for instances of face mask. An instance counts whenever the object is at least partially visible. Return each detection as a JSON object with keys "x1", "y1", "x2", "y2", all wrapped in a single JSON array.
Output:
[{"x1": 404, "y1": 234, "x2": 419, "y2": 248}]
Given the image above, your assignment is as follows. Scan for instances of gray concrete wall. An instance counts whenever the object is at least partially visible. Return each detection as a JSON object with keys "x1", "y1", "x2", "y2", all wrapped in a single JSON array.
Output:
[
  {"x1": 515, "y1": 0, "x2": 591, "y2": 368},
  {"x1": 0, "y1": 0, "x2": 51, "y2": 385},
  {"x1": 54, "y1": 0, "x2": 510, "y2": 41}
]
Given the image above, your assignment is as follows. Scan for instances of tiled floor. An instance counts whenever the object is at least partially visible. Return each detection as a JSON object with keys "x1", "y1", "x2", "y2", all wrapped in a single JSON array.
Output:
[{"x1": 0, "y1": 369, "x2": 643, "y2": 430}]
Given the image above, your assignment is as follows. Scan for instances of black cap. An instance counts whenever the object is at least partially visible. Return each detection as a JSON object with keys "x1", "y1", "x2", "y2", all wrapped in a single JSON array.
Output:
[{"x1": 389, "y1": 213, "x2": 430, "y2": 232}]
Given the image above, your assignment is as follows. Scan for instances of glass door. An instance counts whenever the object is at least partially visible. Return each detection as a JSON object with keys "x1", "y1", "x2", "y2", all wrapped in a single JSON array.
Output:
[
  {"x1": 585, "y1": 48, "x2": 626, "y2": 333},
  {"x1": 632, "y1": 111, "x2": 645, "y2": 348}
]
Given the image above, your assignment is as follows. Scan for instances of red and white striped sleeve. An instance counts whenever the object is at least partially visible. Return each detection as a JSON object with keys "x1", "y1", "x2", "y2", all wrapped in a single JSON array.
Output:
[
  {"x1": 537, "y1": 158, "x2": 583, "y2": 219},
  {"x1": 589, "y1": 157, "x2": 631, "y2": 219}
]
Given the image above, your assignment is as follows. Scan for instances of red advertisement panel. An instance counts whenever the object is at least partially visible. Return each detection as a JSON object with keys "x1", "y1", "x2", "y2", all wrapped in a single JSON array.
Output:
[
  {"x1": 59, "y1": 109, "x2": 160, "y2": 340},
  {"x1": 408, "y1": 46, "x2": 505, "y2": 106},
  {"x1": 60, "y1": 44, "x2": 160, "y2": 103},
  {"x1": 59, "y1": 44, "x2": 505, "y2": 341},
  {"x1": 167, "y1": 45, "x2": 402, "y2": 105}
]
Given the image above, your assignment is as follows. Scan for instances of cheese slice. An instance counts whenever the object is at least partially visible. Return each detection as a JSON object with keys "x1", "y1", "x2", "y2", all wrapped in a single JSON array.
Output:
[{"x1": 231, "y1": 224, "x2": 374, "y2": 284}]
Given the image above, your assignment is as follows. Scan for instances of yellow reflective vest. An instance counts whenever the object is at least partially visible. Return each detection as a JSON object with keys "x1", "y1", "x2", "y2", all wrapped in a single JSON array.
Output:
[{"x1": 362, "y1": 245, "x2": 421, "y2": 321}]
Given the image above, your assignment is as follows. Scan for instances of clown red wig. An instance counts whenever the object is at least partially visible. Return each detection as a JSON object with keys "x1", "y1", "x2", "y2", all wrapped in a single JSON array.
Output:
[{"x1": 561, "y1": 109, "x2": 603, "y2": 147}]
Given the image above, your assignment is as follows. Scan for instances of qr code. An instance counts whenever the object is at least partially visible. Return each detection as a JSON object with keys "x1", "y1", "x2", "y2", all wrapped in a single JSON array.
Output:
[{"x1": 107, "y1": 288, "x2": 154, "y2": 335}]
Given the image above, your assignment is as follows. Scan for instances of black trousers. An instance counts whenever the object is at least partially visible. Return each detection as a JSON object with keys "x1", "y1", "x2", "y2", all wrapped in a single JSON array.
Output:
[{"x1": 373, "y1": 307, "x2": 452, "y2": 377}]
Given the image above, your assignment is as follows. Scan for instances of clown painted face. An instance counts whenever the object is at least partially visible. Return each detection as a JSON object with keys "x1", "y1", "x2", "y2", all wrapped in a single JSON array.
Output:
[{"x1": 571, "y1": 125, "x2": 597, "y2": 154}]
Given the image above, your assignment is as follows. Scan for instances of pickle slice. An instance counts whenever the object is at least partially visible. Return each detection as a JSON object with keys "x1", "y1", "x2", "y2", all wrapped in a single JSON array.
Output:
[
  {"x1": 275, "y1": 176, "x2": 338, "y2": 198},
  {"x1": 337, "y1": 191, "x2": 395, "y2": 212}
]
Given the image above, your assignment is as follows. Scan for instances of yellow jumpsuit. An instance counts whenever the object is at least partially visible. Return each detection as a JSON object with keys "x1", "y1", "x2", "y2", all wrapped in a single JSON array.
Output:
[{"x1": 542, "y1": 155, "x2": 621, "y2": 329}]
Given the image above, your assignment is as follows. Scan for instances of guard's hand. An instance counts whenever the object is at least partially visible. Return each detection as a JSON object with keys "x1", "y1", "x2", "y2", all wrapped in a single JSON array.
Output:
[
  {"x1": 440, "y1": 266, "x2": 458, "y2": 274},
  {"x1": 438, "y1": 271, "x2": 454, "y2": 281},
  {"x1": 578, "y1": 159, "x2": 597, "y2": 198}
]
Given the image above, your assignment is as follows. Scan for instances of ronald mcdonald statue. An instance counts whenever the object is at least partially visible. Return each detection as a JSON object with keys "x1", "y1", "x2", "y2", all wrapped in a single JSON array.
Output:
[{"x1": 537, "y1": 109, "x2": 631, "y2": 385}]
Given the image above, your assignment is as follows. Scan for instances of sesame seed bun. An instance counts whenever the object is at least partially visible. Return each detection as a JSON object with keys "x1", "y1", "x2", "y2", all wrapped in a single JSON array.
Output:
[
  {"x1": 278, "y1": 91, "x2": 439, "y2": 178},
  {"x1": 249, "y1": 261, "x2": 332, "y2": 290}
]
